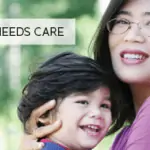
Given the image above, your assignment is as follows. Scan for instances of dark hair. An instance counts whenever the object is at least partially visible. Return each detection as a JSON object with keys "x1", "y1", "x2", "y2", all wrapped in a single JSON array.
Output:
[
  {"x1": 92, "y1": 0, "x2": 135, "y2": 134},
  {"x1": 18, "y1": 52, "x2": 120, "y2": 134}
]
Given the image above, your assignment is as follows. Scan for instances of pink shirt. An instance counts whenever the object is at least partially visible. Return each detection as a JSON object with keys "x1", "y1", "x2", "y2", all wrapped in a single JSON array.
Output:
[{"x1": 111, "y1": 96, "x2": 150, "y2": 150}]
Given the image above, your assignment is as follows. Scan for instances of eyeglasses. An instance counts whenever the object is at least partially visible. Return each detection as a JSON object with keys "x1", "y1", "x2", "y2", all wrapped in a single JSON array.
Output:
[{"x1": 106, "y1": 18, "x2": 150, "y2": 35}]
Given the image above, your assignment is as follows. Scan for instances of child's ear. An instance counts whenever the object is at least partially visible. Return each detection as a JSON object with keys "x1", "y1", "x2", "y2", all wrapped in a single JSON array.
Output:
[{"x1": 38, "y1": 116, "x2": 50, "y2": 126}]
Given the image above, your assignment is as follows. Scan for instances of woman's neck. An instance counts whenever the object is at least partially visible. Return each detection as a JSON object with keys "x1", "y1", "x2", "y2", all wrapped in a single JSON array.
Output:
[{"x1": 130, "y1": 83, "x2": 150, "y2": 113}]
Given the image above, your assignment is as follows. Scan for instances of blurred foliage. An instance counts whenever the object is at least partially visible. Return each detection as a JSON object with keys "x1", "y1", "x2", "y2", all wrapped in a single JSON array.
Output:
[
  {"x1": 0, "y1": 48, "x2": 11, "y2": 114},
  {"x1": 20, "y1": 0, "x2": 97, "y2": 18}
]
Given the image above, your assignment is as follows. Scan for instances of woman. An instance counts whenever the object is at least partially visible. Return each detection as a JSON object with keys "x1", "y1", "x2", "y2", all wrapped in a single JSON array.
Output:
[{"x1": 20, "y1": 0, "x2": 150, "y2": 149}]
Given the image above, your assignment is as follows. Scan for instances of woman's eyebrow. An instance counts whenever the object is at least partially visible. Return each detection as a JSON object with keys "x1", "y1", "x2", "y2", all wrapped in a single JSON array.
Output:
[
  {"x1": 117, "y1": 10, "x2": 131, "y2": 16},
  {"x1": 118, "y1": 10, "x2": 150, "y2": 17}
]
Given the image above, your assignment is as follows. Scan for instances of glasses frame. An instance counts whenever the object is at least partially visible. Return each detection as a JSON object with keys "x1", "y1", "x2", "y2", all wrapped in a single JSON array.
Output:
[{"x1": 106, "y1": 18, "x2": 140, "y2": 34}]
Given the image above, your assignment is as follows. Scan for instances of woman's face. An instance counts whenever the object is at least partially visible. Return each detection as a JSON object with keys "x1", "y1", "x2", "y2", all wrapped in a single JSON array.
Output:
[{"x1": 108, "y1": 0, "x2": 150, "y2": 84}]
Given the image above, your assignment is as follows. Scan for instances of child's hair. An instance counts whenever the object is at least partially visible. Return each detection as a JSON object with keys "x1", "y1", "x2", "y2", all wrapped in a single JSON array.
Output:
[{"x1": 17, "y1": 52, "x2": 120, "y2": 135}]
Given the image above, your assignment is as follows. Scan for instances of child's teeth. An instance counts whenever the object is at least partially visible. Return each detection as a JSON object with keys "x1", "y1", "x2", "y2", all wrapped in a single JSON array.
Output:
[{"x1": 87, "y1": 125, "x2": 98, "y2": 129}]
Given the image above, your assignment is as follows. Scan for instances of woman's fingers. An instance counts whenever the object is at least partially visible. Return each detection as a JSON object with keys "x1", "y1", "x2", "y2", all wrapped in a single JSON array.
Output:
[
  {"x1": 19, "y1": 134, "x2": 44, "y2": 150},
  {"x1": 31, "y1": 142, "x2": 44, "y2": 150},
  {"x1": 33, "y1": 120, "x2": 62, "y2": 138},
  {"x1": 20, "y1": 100, "x2": 62, "y2": 150},
  {"x1": 31, "y1": 100, "x2": 56, "y2": 119},
  {"x1": 25, "y1": 100, "x2": 56, "y2": 133},
  {"x1": 24, "y1": 120, "x2": 62, "y2": 149}
]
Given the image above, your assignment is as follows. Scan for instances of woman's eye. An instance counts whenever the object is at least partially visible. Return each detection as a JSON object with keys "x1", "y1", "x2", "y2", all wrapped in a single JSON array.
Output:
[
  {"x1": 76, "y1": 100, "x2": 89, "y2": 105},
  {"x1": 101, "y1": 104, "x2": 111, "y2": 109},
  {"x1": 115, "y1": 19, "x2": 129, "y2": 25}
]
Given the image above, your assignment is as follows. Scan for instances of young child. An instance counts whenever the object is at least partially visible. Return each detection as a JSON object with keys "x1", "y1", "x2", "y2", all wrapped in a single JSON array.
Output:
[{"x1": 18, "y1": 52, "x2": 118, "y2": 150}]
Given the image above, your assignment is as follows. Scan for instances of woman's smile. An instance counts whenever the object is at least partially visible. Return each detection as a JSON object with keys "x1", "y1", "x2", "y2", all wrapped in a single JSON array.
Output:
[{"x1": 120, "y1": 49, "x2": 149, "y2": 65}]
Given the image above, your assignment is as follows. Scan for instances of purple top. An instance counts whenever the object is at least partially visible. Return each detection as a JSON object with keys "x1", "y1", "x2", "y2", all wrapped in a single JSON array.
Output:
[{"x1": 111, "y1": 96, "x2": 150, "y2": 150}]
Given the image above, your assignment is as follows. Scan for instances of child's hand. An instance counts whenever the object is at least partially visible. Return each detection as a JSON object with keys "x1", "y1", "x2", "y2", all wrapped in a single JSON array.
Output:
[{"x1": 19, "y1": 100, "x2": 62, "y2": 150}]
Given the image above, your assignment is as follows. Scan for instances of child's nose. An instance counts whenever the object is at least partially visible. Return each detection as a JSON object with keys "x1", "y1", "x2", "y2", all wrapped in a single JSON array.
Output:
[{"x1": 89, "y1": 109, "x2": 104, "y2": 120}]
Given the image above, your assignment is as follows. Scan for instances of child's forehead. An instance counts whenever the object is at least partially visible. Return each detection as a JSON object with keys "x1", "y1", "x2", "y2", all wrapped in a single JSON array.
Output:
[
  {"x1": 70, "y1": 86, "x2": 110, "y2": 97},
  {"x1": 99, "y1": 87, "x2": 110, "y2": 94}
]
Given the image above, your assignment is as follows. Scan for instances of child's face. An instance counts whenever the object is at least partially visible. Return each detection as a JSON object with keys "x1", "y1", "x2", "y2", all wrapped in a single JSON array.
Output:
[{"x1": 49, "y1": 87, "x2": 112, "y2": 150}]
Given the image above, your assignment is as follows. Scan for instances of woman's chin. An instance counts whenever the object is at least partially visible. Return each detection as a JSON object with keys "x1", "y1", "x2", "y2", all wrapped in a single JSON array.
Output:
[{"x1": 117, "y1": 73, "x2": 150, "y2": 85}]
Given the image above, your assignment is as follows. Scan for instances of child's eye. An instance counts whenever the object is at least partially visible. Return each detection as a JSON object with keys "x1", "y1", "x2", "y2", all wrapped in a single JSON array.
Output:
[
  {"x1": 145, "y1": 21, "x2": 150, "y2": 26},
  {"x1": 101, "y1": 103, "x2": 111, "y2": 109},
  {"x1": 76, "y1": 100, "x2": 89, "y2": 105}
]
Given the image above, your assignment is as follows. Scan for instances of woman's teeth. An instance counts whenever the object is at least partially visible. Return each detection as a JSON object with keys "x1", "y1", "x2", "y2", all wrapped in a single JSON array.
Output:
[{"x1": 123, "y1": 54, "x2": 146, "y2": 60}]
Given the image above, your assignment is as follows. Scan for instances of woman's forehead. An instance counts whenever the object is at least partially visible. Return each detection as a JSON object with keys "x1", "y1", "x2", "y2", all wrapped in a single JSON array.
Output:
[
  {"x1": 117, "y1": 0, "x2": 150, "y2": 18},
  {"x1": 120, "y1": 0, "x2": 150, "y2": 11}
]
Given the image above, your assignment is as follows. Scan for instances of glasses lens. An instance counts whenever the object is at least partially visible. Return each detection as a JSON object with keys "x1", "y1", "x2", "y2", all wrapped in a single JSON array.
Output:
[
  {"x1": 142, "y1": 23, "x2": 150, "y2": 36},
  {"x1": 107, "y1": 18, "x2": 129, "y2": 34}
]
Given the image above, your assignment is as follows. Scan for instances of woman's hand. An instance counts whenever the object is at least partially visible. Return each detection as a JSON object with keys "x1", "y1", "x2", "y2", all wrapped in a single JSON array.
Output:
[
  {"x1": 19, "y1": 100, "x2": 62, "y2": 150},
  {"x1": 19, "y1": 133, "x2": 44, "y2": 150}
]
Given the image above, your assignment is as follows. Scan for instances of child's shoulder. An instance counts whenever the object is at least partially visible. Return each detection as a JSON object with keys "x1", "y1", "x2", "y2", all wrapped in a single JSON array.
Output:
[{"x1": 41, "y1": 139, "x2": 69, "y2": 150}]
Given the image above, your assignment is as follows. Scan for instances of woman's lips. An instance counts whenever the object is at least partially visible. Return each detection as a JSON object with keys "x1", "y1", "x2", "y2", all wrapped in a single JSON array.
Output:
[{"x1": 120, "y1": 50, "x2": 149, "y2": 65}]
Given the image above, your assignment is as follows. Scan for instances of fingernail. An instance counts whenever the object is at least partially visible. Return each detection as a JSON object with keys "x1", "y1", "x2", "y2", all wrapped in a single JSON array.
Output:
[
  {"x1": 39, "y1": 142, "x2": 44, "y2": 148},
  {"x1": 49, "y1": 100, "x2": 55, "y2": 105},
  {"x1": 55, "y1": 120, "x2": 62, "y2": 125}
]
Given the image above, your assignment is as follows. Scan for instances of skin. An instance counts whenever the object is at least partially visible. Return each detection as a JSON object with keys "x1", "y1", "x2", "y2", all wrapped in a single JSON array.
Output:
[
  {"x1": 20, "y1": 0, "x2": 150, "y2": 149},
  {"x1": 108, "y1": 0, "x2": 150, "y2": 112},
  {"x1": 19, "y1": 100, "x2": 62, "y2": 150},
  {"x1": 39, "y1": 87, "x2": 111, "y2": 150},
  {"x1": 19, "y1": 134, "x2": 44, "y2": 150},
  {"x1": 20, "y1": 88, "x2": 112, "y2": 150}
]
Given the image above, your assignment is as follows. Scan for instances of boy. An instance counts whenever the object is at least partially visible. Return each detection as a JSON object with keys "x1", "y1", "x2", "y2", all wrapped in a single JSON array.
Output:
[{"x1": 18, "y1": 52, "x2": 116, "y2": 150}]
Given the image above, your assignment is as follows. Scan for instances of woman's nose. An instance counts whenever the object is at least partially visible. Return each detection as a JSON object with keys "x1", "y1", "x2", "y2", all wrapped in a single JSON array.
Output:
[{"x1": 123, "y1": 24, "x2": 145, "y2": 43}]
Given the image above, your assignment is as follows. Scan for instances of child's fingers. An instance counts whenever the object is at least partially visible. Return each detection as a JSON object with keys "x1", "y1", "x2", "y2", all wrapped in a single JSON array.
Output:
[{"x1": 33, "y1": 120, "x2": 62, "y2": 138}]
